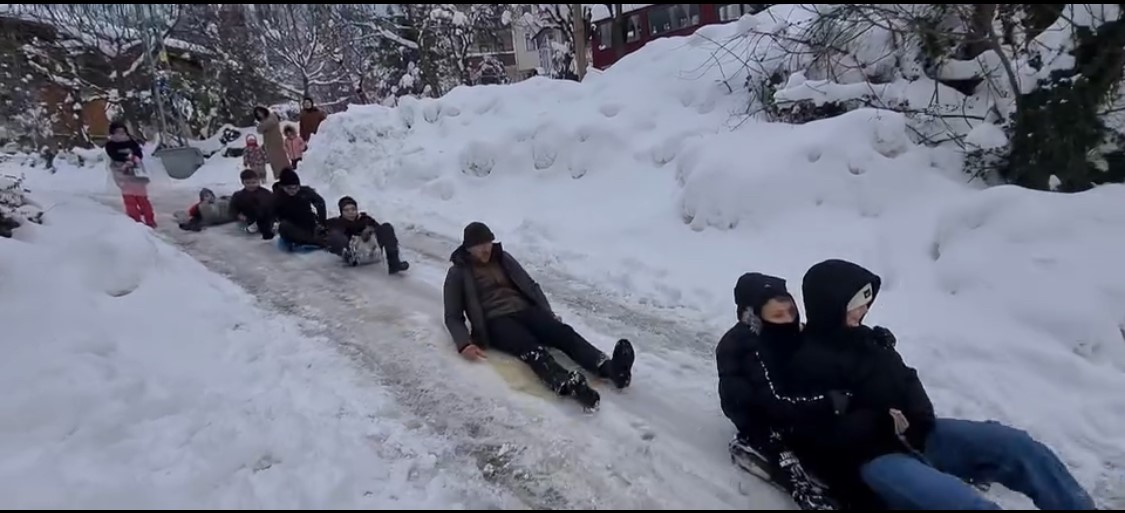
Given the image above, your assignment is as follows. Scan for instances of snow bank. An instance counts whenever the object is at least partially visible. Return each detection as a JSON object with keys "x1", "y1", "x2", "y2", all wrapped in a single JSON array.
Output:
[
  {"x1": 0, "y1": 191, "x2": 514, "y2": 508},
  {"x1": 297, "y1": 8, "x2": 1125, "y2": 506}
]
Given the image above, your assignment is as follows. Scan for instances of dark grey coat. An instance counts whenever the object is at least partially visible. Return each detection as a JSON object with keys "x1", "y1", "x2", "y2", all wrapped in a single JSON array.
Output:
[{"x1": 442, "y1": 243, "x2": 553, "y2": 351}]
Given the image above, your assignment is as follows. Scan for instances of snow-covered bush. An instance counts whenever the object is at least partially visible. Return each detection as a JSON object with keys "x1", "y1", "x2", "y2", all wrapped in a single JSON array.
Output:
[
  {"x1": 712, "y1": 4, "x2": 1125, "y2": 191},
  {"x1": 0, "y1": 174, "x2": 44, "y2": 237}
]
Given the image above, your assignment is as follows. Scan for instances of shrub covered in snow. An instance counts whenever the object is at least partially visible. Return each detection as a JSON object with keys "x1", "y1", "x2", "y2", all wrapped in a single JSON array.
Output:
[
  {"x1": 0, "y1": 174, "x2": 44, "y2": 237},
  {"x1": 702, "y1": 4, "x2": 1125, "y2": 191}
]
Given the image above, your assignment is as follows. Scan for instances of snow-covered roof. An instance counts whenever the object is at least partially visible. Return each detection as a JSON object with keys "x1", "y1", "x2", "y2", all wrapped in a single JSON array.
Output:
[{"x1": 589, "y1": 4, "x2": 653, "y2": 23}]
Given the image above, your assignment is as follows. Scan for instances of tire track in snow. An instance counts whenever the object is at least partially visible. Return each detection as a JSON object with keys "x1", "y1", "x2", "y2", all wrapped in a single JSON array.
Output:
[{"x1": 123, "y1": 191, "x2": 792, "y2": 510}]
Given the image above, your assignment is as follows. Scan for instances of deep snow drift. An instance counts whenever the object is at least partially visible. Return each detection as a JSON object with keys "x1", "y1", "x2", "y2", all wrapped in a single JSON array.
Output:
[
  {"x1": 289, "y1": 7, "x2": 1125, "y2": 507},
  {"x1": 0, "y1": 187, "x2": 519, "y2": 509}
]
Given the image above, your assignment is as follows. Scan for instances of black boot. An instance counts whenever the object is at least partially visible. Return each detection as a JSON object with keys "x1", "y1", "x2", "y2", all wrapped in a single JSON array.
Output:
[
  {"x1": 564, "y1": 372, "x2": 600, "y2": 412},
  {"x1": 385, "y1": 248, "x2": 409, "y2": 275},
  {"x1": 599, "y1": 339, "x2": 635, "y2": 389}
]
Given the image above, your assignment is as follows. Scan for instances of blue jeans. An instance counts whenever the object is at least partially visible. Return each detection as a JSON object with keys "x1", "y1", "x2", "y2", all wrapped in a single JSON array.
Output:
[{"x1": 861, "y1": 419, "x2": 1096, "y2": 510}]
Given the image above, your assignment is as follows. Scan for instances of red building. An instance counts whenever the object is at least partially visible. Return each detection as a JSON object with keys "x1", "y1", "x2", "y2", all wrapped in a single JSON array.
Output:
[{"x1": 591, "y1": 4, "x2": 768, "y2": 70}]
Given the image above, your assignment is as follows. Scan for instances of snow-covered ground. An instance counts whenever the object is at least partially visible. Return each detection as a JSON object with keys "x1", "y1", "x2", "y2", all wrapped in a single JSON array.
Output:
[
  {"x1": 0, "y1": 185, "x2": 524, "y2": 509},
  {"x1": 7, "y1": 4, "x2": 1125, "y2": 509}
]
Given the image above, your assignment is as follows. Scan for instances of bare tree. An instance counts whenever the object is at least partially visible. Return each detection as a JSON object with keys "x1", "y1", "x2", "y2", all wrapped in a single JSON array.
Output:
[{"x1": 247, "y1": 4, "x2": 353, "y2": 108}]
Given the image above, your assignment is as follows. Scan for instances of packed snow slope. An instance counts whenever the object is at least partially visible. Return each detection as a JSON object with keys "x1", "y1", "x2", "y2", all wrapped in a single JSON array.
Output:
[
  {"x1": 295, "y1": 6, "x2": 1125, "y2": 506},
  {"x1": 0, "y1": 188, "x2": 522, "y2": 509}
]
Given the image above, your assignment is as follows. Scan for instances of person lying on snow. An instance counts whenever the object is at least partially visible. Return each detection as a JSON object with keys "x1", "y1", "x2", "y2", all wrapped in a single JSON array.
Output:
[
  {"x1": 443, "y1": 222, "x2": 635, "y2": 411},
  {"x1": 272, "y1": 168, "x2": 328, "y2": 250},
  {"x1": 176, "y1": 188, "x2": 235, "y2": 232},
  {"x1": 230, "y1": 169, "x2": 276, "y2": 240},
  {"x1": 716, "y1": 272, "x2": 850, "y2": 510},
  {"x1": 784, "y1": 259, "x2": 1096, "y2": 511},
  {"x1": 324, "y1": 196, "x2": 409, "y2": 274}
]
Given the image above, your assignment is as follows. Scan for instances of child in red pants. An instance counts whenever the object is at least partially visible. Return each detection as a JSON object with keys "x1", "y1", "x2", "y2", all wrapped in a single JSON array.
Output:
[{"x1": 105, "y1": 122, "x2": 156, "y2": 227}]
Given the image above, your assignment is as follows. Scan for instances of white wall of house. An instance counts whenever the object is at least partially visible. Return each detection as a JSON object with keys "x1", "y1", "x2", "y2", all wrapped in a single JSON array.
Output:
[{"x1": 511, "y1": 22, "x2": 541, "y2": 75}]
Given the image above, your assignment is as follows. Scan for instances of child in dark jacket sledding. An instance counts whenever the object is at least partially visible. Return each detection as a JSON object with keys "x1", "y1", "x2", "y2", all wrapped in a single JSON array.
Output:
[
  {"x1": 229, "y1": 169, "x2": 276, "y2": 240},
  {"x1": 105, "y1": 121, "x2": 156, "y2": 228},
  {"x1": 324, "y1": 196, "x2": 409, "y2": 274}
]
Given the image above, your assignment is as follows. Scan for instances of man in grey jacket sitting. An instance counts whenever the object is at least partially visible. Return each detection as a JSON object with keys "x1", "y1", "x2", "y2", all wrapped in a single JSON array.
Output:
[{"x1": 443, "y1": 221, "x2": 635, "y2": 411}]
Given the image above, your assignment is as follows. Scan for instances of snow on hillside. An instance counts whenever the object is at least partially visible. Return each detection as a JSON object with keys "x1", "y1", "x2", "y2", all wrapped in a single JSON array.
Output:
[
  {"x1": 0, "y1": 189, "x2": 519, "y2": 509},
  {"x1": 296, "y1": 7, "x2": 1125, "y2": 506}
]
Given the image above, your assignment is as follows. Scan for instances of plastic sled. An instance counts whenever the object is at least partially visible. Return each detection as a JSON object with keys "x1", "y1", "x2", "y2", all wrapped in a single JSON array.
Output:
[
  {"x1": 276, "y1": 237, "x2": 321, "y2": 253},
  {"x1": 155, "y1": 146, "x2": 205, "y2": 180}
]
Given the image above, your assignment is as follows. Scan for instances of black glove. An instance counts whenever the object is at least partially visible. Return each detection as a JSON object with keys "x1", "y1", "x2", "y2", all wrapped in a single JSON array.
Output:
[
  {"x1": 827, "y1": 390, "x2": 851, "y2": 415},
  {"x1": 871, "y1": 326, "x2": 896, "y2": 349}
]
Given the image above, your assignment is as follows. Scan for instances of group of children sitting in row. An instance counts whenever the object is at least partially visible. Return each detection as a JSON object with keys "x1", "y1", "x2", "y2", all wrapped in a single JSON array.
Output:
[{"x1": 176, "y1": 168, "x2": 410, "y2": 274}]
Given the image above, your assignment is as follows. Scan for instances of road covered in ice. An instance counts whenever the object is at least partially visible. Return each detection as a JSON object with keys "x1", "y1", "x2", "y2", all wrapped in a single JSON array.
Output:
[{"x1": 127, "y1": 187, "x2": 794, "y2": 510}]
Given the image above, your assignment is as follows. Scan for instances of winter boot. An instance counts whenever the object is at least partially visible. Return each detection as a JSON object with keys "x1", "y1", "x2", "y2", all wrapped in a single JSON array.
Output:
[
  {"x1": 564, "y1": 372, "x2": 600, "y2": 412},
  {"x1": 386, "y1": 248, "x2": 409, "y2": 275},
  {"x1": 599, "y1": 339, "x2": 635, "y2": 389}
]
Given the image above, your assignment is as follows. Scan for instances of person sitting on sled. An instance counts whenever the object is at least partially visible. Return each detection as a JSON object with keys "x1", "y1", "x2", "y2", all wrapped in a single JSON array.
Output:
[
  {"x1": 176, "y1": 187, "x2": 235, "y2": 232},
  {"x1": 324, "y1": 196, "x2": 409, "y2": 274},
  {"x1": 717, "y1": 272, "x2": 850, "y2": 510},
  {"x1": 784, "y1": 259, "x2": 1096, "y2": 511},
  {"x1": 442, "y1": 222, "x2": 634, "y2": 412},
  {"x1": 271, "y1": 168, "x2": 328, "y2": 251},
  {"x1": 229, "y1": 169, "x2": 276, "y2": 240}
]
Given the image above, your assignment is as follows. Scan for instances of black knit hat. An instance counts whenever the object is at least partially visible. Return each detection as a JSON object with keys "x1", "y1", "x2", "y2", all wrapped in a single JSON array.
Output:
[
  {"x1": 239, "y1": 169, "x2": 259, "y2": 181},
  {"x1": 734, "y1": 272, "x2": 792, "y2": 315},
  {"x1": 462, "y1": 221, "x2": 495, "y2": 248},
  {"x1": 338, "y1": 196, "x2": 357, "y2": 211},
  {"x1": 108, "y1": 121, "x2": 128, "y2": 135},
  {"x1": 278, "y1": 168, "x2": 300, "y2": 186}
]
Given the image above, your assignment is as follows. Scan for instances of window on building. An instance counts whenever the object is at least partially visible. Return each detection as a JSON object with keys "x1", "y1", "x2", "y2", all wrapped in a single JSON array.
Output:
[
  {"x1": 718, "y1": 4, "x2": 769, "y2": 22},
  {"x1": 525, "y1": 32, "x2": 536, "y2": 51},
  {"x1": 625, "y1": 14, "x2": 642, "y2": 43},
  {"x1": 649, "y1": 4, "x2": 700, "y2": 35},
  {"x1": 598, "y1": 13, "x2": 644, "y2": 49}
]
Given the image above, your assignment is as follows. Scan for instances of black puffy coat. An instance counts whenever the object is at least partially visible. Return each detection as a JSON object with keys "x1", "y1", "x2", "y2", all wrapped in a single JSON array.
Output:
[
  {"x1": 785, "y1": 260, "x2": 936, "y2": 470},
  {"x1": 716, "y1": 273, "x2": 840, "y2": 445},
  {"x1": 271, "y1": 184, "x2": 327, "y2": 230}
]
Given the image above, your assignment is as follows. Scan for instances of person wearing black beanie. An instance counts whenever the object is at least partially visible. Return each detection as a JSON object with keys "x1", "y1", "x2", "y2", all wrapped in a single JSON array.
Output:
[
  {"x1": 441, "y1": 221, "x2": 635, "y2": 412},
  {"x1": 323, "y1": 195, "x2": 409, "y2": 274},
  {"x1": 270, "y1": 168, "x2": 328, "y2": 250},
  {"x1": 716, "y1": 271, "x2": 852, "y2": 510}
]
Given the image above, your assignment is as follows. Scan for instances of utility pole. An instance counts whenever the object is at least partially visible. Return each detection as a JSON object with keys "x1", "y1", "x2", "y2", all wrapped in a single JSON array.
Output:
[{"x1": 571, "y1": 3, "x2": 587, "y2": 80}]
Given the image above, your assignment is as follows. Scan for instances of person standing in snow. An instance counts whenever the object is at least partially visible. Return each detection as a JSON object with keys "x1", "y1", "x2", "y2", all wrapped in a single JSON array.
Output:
[
  {"x1": 283, "y1": 126, "x2": 307, "y2": 170},
  {"x1": 104, "y1": 121, "x2": 156, "y2": 228},
  {"x1": 253, "y1": 106, "x2": 289, "y2": 181},
  {"x1": 785, "y1": 259, "x2": 1096, "y2": 510},
  {"x1": 717, "y1": 272, "x2": 853, "y2": 510},
  {"x1": 175, "y1": 188, "x2": 235, "y2": 232},
  {"x1": 442, "y1": 222, "x2": 635, "y2": 411},
  {"x1": 229, "y1": 169, "x2": 276, "y2": 240},
  {"x1": 324, "y1": 196, "x2": 409, "y2": 274},
  {"x1": 242, "y1": 134, "x2": 269, "y2": 181},
  {"x1": 271, "y1": 168, "x2": 328, "y2": 250},
  {"x1": 298, "y1": 97, "x2": 327, "y2": 142}
]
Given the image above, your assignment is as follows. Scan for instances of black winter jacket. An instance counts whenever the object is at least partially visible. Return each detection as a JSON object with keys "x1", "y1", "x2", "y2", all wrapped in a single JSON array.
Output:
[
  {"x1": 786, "y1": 260, "x2": 936, "y2": 469},
  {"x1": 271, "y1": 184, "x2": 327, "y2": 230},
  {"x1": 324, "y1": 213, "x2": 379, "y2": 237},
  {"x1": 229, "y1": 187, "x2": 274, "y2": 221},
  {"x1": 104, "y1": 139, "x2": 143, "y2": 163},
  {"x1": 717, "y1": 316, "x2": 839, "y2": 444}
]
